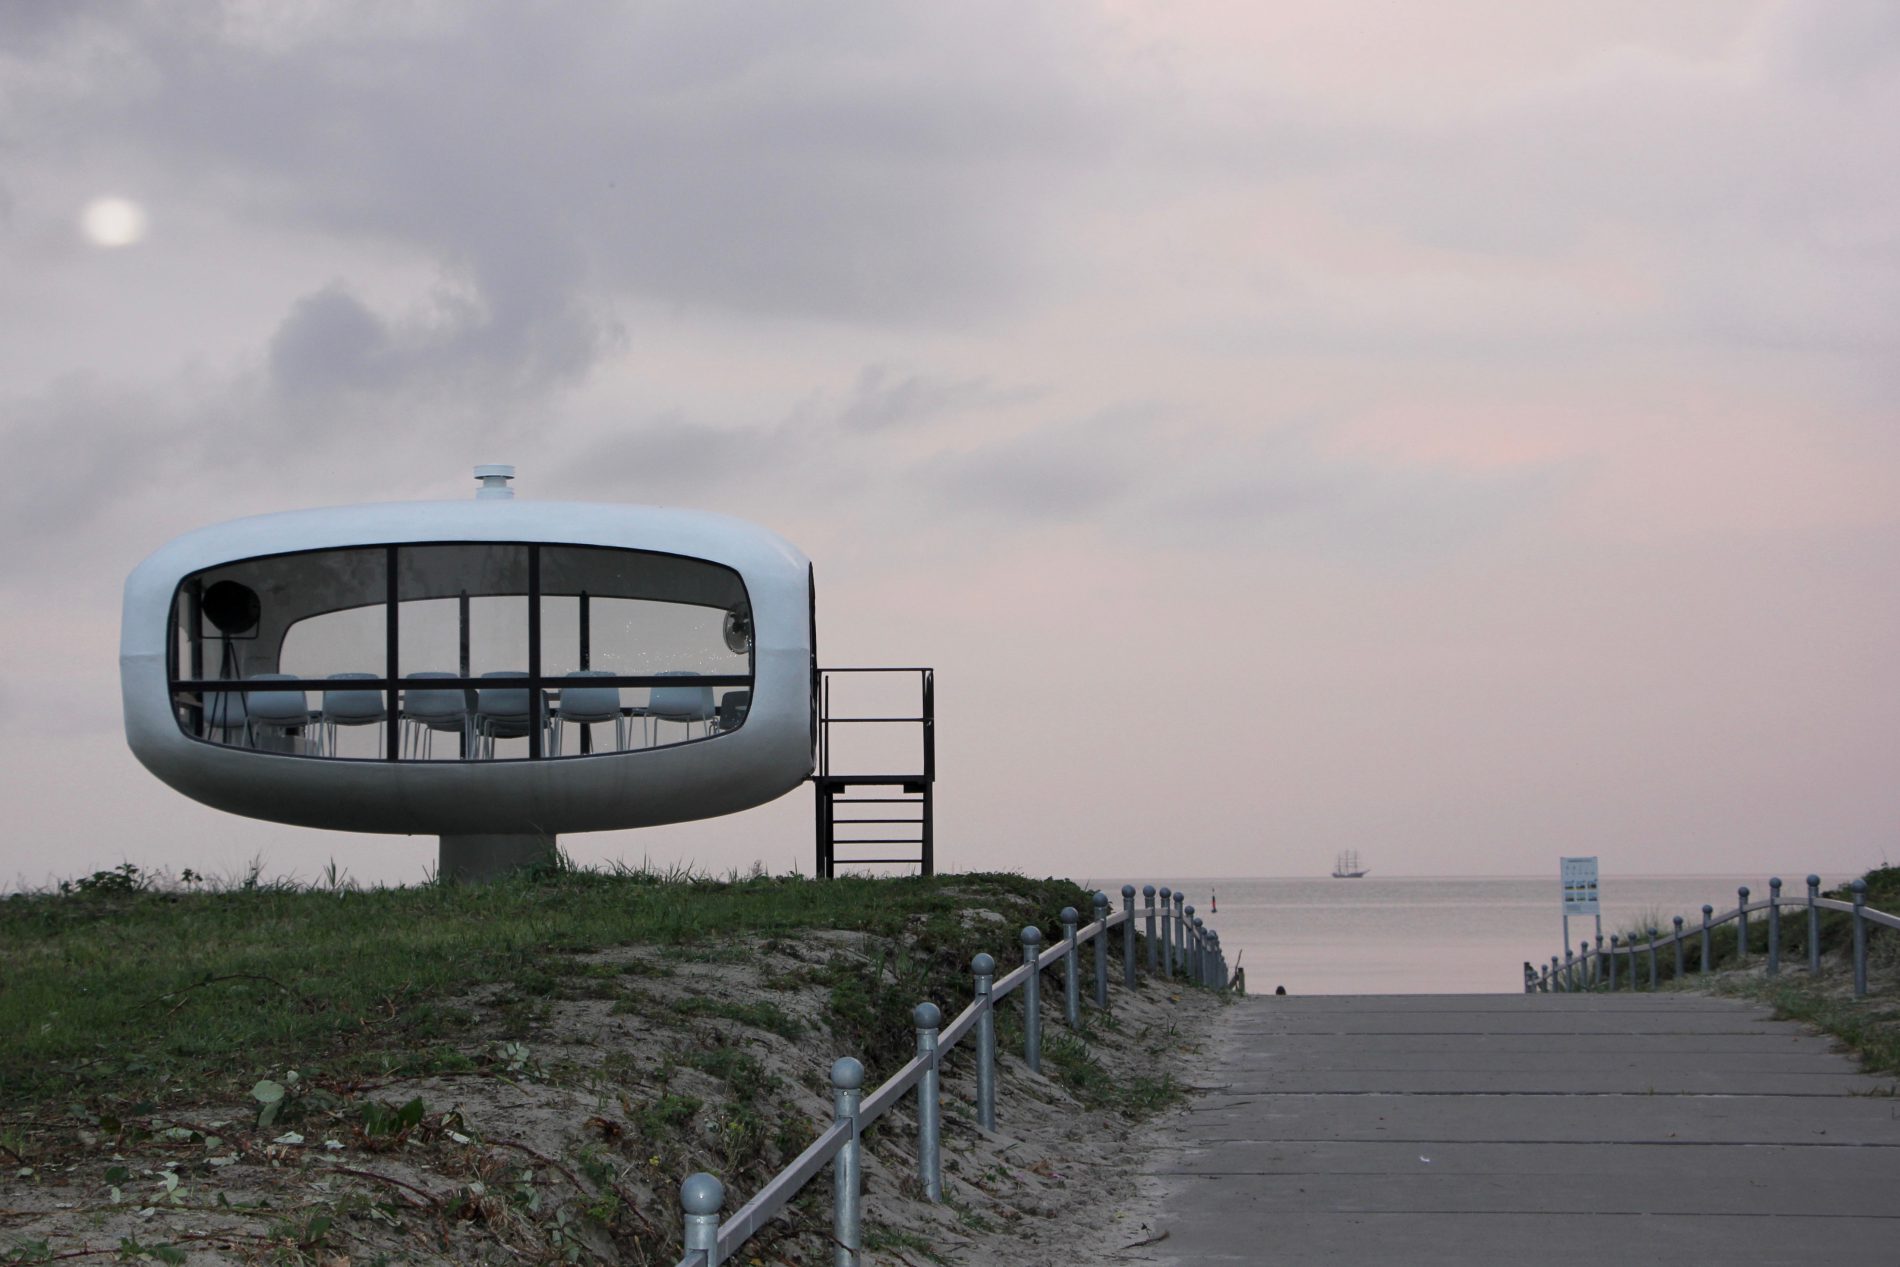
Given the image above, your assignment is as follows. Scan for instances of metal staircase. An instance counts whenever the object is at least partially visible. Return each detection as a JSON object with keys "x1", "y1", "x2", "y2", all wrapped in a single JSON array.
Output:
[{"x1": 812, "y1": 667, "x2": 934, "y2": 877}]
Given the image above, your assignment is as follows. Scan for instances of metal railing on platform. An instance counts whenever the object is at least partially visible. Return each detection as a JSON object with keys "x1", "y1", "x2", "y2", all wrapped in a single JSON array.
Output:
[
  {"x1": 672, "y1": 883, "x2": 1233, "y2": 1267},
  {"x1": 1524, "y1": 876, "x2": 1896, "y2": 998}
]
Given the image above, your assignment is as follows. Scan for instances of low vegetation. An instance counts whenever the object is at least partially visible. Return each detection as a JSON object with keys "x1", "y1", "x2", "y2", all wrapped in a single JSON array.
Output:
[
  {"x1": 1582, "y1": 866, "x2": 1900, "y2": 1076},
  {"x1": 1, "y1": 861, "x2": 1083, "y2": 1108},
  {"x1": 0, "y1": 860, "x2": 1212, "y2": 1265}
]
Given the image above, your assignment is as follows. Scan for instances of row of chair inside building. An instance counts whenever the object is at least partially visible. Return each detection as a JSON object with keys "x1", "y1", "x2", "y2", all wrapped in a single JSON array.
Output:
[{"x1": 197, "y1": 670, "x2": 742, "y2": 759}]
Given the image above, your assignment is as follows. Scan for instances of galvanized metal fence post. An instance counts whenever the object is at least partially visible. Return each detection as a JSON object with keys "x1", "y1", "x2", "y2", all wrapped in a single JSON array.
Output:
[
  {"x1": 1550, "y1": 955, "x2": 1563, "y2": 992},
  {"x1": 1701, "y1": 905, "x2": 1714, "y2": 973},
  {"x1": 1608, "y1": 935, "x2": 1619, "y2": 990},
  {"x1": 681, "y1": 1172, "x2": 724, "y2": 1265},
  {"x1": 1158, "y1": 887, "x2": 1174, "y2": 977},
  {"x1": 831, "y1": 1057, "x2": 864, "y2": 1267},
  {"x1": 1143, "y1": 884, "x2": 1158, "y2": 973},
  {"x1": 913, "y1": 1002, "x2": 942, "y2": 1201},
  {"x1": 1183, "y1": 904, "x2": 1197, "y2": 984},
  {"x1": 1564, "y1": 945, "x2": 1575, "y2": 991},
  {"x1": 1807, "y1": 875, "x2": 1822, "y2": 975},
  {"x1": 1851, "y1": 880, "x2": 1868, "y2": 998},
  {"x1": 1579, "y1": 943, "x2": 1591, "y2": 991},
  {"x1": 1673, "y1": 916, "x2": 1685, "y2": 978},
  {"x1": 1737, "y1": 886, "x2": 1750, "y2": 966},
  {"x1": 1189, "y1": 914, "x2": 1203, "y2": 985},
  {"x1": 972, "y1": 953, "x2": 995, "y2": 1131},
  {"x1": 1595, "y1": 935, "x2": 1605, "y2": 988},
  {"x1": 1767, "y1": 877, "x2": 1782, "y2": 976},
  {"x1": 1174, "y1": 892, "x2": 1187, "y2": 967},
  {"x1": 1092, "y1": 891, "x2": 1110, "y2": 1008},
  {"x1": 1121, "y1": 885, "x2": 1138, "y2": 989},
  {"x1": 1021, "y1": 926, "x2": 1042, "y2": 1073},
  {"x1": 1060, "y1": 906, "x2": 1081, "y2": 1027},
  {"x1": 1645, "y1": 930, "x2": 1657, "y2": 989}
]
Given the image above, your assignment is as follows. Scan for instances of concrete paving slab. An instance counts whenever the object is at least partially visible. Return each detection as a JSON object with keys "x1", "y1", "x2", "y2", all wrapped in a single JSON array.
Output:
[
  {"x1": 1212, "y1": 1071, "x2": 1885, "y2": 1095},
  {"x1": 1236, "y1": 1032, "x2": 1847, "y2": 1059},
  {"x1": 1153, "y1": 1140, "x2": 1898, "y2": 1214},
  {"x1": 1253, "y1": 993, "x2": 1751, "y2": 1013},
  {"x1": 1126, "y1": 1212, "x2": 1899, "y2": 1266},
  {"x1": 1224, "y1": 1031, "x2": 1845, "y2": 1057},
  {"x1": 1125, "y1": 993, "x2": 1900, "y2": 1265},
  {"x1": 1180, "y1": 1091, "x2": 1900, "y2": 1144},
  {"x1": 1230, "y1": 1011, "x2": 1793, "y2": 1036},
  {"x1": 1150, "y1": 1137, "x2": 1899, "y2": 1178}
]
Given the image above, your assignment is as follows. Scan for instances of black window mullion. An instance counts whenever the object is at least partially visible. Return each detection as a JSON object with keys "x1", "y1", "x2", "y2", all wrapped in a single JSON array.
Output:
[
  {"x1": 385, "y1": 545, "x2": 400, "y2": 761},
  {"x1": 527, "y1": 544, "x2": 542, "y2": 760},
  {"x1": 458, "y1": 589, "x2": 471, "y2": 759},
  {"x1": 578, "y1": 590, "x2": 591, "y2": 755}
]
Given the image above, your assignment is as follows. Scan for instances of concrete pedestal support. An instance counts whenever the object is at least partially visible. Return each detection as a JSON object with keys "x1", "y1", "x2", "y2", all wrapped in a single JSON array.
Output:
[{"x1": 438, "y1": 833, "x2": 558, "y2": 882}]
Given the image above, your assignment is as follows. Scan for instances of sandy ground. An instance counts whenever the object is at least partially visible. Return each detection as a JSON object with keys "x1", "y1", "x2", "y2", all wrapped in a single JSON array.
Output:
[{"x1": 3, "y1": 930, "x2": 1230, "y2": 1266}]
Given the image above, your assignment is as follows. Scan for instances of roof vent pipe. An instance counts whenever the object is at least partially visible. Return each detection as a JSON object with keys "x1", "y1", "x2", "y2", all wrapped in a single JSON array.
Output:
[{"x1": 474, "y1": 464, "x2": 516, "y2": 500}]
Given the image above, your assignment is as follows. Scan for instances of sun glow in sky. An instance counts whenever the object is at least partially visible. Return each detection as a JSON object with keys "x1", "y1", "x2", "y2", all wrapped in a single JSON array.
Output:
[
  {"x1": 79, "y1": 196, "x2": 147, "y2": 248},
  {"x1": 2, "y1": 2, "x2": 1897, "y2": 889}
]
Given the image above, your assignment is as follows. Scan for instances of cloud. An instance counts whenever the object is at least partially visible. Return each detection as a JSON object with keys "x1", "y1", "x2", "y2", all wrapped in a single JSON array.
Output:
[
  {"x1": 909, "y1": 409, "x2": 1147, "y2": 522},
  {"x1": 266, "y1": 276, "x2": 620, "y2": 404},
  {"x1": 0, "y1": 375, "x2": 194, "y2": 566},
  {"x1": 268, "y1": 286, "x2": 392, "y2": 396},
  {"x1": 838, "y1": 365, "x2": 1037, "y2": 433},
  {"x1": 550, "y1": 409, "x2": 806, "y2": 507},
  {"x1": 36, "y1": 4, "x2": 1130, "y2": 331},
  {"x1": 1759, "y1": 0, "x2": 1900, "y2": 88}
]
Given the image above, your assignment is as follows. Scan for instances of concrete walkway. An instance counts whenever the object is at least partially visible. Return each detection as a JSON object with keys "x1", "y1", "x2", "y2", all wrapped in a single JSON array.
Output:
[{"x1": 1136, "y1": 994, "x2": 1900, "y2": 1265}]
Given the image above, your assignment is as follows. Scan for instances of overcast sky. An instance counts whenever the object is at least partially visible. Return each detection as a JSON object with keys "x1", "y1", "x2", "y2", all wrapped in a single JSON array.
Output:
[{"x1": 4, "y1": 2, "x2": 1897, "y2": 889}]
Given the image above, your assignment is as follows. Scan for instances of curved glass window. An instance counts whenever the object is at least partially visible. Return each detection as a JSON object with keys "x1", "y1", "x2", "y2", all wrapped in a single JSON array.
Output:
[{"x1": 168, "y1": 543, "x2": 753, "y2": 761}]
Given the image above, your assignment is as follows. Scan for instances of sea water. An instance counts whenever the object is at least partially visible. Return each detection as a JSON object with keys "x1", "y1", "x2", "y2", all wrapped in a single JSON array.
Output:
[{"x1": 1107, "y1": 874, "x2": 1845, "y2": 995}]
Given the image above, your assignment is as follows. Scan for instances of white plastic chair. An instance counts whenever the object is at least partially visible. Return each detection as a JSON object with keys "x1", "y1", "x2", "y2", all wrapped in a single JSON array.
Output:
[
  {"x1": 245, "y1": 674, "x2": 311, "y2": 751},
  {"x1": 401, "y1": 671, "x2": 471, "y2": 759},
  {"x1": 321, "y1": 672, "x2": 388, "y2": 757},
  {"x1": 550, "y1": 670, "x2": 624, "y2": 756},
  {"x1": 648, "y1": 672, "x2": 715, "y2": 744},
  {"x1": 475, "y1": 671, "x2": 543, "y2": 758}
]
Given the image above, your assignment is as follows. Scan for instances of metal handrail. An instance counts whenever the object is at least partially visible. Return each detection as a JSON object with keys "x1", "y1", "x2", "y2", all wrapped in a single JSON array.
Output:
[
  {"x1": 1525, "y1": 877, "x2": 1891, "y2": 1000},
  {"x1": 816, "y1": 666, "x2": 934, "y2": 782},
  {"x1": 673, "y1": 883, "x2": 1233, "y2": 1267},
  {"x1": 709, "y1": 1119, "x2": 852, "y2": 1262}
]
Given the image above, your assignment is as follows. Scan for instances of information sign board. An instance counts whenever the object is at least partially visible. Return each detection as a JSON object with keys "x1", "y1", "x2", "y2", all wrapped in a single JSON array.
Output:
[{"x1": 1561, "y1": 856, "x2": 1600, "y2": 915}]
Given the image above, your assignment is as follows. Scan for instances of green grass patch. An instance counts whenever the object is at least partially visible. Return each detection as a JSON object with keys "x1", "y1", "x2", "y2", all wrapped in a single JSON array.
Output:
[
  {"x1": 673, "y1": 995, "x2": 806, "y2": 1039},
  {"x1": 0, "y1": 866, "x2": 1089, "y2": 1111},
  {"x1": 1041, "y1": 1022, "x2": 1189, "y2": 1114},
  {"x1": 1720, "y1": 976, "x2": 1900, "y2": 1077}
]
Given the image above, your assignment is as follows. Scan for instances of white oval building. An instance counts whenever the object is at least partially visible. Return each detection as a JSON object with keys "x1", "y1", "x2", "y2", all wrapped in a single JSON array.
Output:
[{"x1": 120, "y1": 467, "x2": 816, "y2": 879}]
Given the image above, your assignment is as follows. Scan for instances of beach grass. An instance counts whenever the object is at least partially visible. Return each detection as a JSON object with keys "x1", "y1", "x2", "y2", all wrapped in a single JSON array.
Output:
[
  {"x1": 0, "y1": 860, "x2": 1090, "y2": 1111},
  {"x1": 1577, "y1": 866, "x2": 1900, "y2": 1075}
]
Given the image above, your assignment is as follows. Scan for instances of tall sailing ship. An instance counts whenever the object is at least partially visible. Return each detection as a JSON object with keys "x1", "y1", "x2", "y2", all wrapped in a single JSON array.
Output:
[{"x1": 1331, "y1": 850, "x2": 1368, "y2": 879}]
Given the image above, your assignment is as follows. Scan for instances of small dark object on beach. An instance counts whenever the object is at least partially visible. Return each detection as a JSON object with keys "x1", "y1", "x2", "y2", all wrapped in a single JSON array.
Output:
[{"x1": 1275, "y1": 985, "x2": 1287, "y2": 995}]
